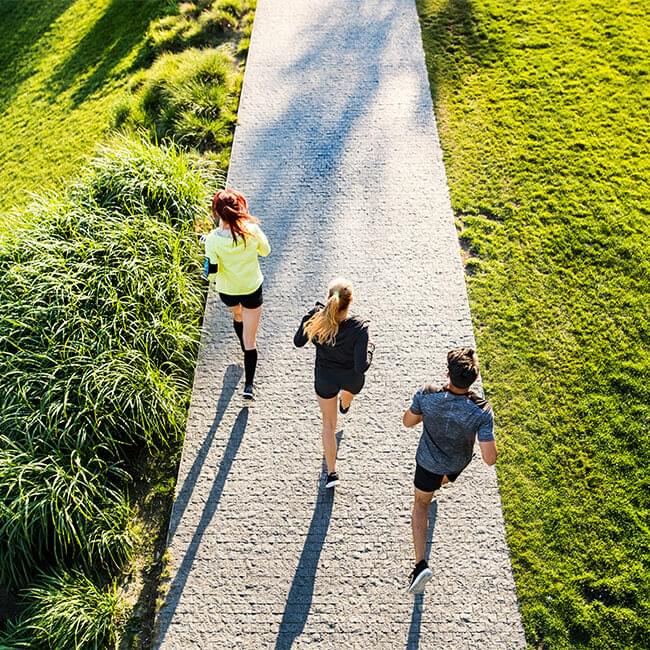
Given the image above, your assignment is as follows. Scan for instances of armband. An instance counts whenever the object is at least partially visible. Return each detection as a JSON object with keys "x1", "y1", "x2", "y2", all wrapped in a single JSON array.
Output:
[{"x1": 201, "y1": 257, "x2": 218, "y2": 280}]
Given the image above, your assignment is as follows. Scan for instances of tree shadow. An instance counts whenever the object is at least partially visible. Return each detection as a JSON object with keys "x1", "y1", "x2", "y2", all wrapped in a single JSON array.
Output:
[
  {"x1": 406, "y1": 500, "x2": 438, "y2": 649},
  {"x1": 44, "y1": 0, "x2": 171, "y2": 107},
  {"x1": 0, "y1": 0, "x2": 74, "y2": 114},
  {"x1": 227, "y1": 2, "x2": 404, "y2": 298},
  {"x1": 155, "y1": 405, "x2": 249, "y2": 647},
  {"x1": 415, "y1": 0, "x2": 504, "y2": 105}
]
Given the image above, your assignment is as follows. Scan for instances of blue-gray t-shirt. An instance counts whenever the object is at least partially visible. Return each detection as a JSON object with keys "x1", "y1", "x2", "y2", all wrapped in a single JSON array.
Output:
[{"x1": 410, "y1": 385, "x2": 495, "y2": 475}]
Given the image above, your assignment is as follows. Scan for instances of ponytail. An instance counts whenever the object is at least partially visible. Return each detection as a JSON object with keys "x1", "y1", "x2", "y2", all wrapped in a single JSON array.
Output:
[{"x1": 303, "y1": 278, "x2": 353, "y2": 346}]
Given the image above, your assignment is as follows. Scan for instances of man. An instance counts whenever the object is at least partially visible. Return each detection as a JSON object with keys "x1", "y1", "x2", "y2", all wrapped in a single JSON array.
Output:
[{"x1": 402, "y1": 347, "x2": 498, "y2": 594}]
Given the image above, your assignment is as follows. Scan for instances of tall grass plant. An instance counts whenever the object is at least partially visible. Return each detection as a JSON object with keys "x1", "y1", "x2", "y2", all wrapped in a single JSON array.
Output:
[
  {"x1": 114, "y1": 48, "x2": 242, "y2": 160},
  {"x1": 0, "y1": 136, "x2": 222, "y2": 644}
]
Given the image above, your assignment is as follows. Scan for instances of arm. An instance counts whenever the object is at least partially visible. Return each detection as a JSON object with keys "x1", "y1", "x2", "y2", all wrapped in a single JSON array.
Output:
[
  {"x1": 479, "y1": 440, "x2": 498, "y2": 466},
  {"x1": 204, "y1": 234, "x2": 219, "y2": 278},
  {"x1": 353, "y1": 326, "x2": 370, "y2": 373},
  {"x1": 477, "y1": 407, "x2": 497, "y2": 466},
  {"x1": 254, "y1": 225, "x2": 271, "y2": 257},
  {"x1": 403, "y1": 389, "x2": 423, "y2": 427},
  {"x1": 403, "y1": 408, "x2": 422, "y2": 427},
  {"x1": 294, "y1": 309, "x2": 316, "y2": 348}
]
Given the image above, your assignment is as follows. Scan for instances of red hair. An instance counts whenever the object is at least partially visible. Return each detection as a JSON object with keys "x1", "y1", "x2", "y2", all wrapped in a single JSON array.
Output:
[{"x1": 211, "y1": 188, "x2": 259, "y2": 245}]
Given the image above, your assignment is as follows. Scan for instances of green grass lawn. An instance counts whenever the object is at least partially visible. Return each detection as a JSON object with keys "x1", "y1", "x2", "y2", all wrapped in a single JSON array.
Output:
[
  {"x1": 416, "y1": 0, "x2": 649, "y2": 647},
  {"x1": 0, "y1": 0, "x2": 171, "y2": 222}
]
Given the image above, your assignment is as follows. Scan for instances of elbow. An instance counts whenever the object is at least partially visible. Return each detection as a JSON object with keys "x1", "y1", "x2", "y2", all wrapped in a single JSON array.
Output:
[
  {"x1": 484, "y1": 449, "x2": 498, "y2": 466},
  {"x1": 479, "y1": 441, "x2": 498, "y2": 466}
]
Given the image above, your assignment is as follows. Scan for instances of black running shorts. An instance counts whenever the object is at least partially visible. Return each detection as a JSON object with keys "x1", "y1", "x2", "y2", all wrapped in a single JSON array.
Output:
[
  {"x1": 314, "y1": 366, "x2": 365, "y2": 399},
  {"x1": 218, "y1": 283, "x2": 263, "y2": 309},
  {"x1": 414, "y1": 463, "x2": 462, "y2": 493}
]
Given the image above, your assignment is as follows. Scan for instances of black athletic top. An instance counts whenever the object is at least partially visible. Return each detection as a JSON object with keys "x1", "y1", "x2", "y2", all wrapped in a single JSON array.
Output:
[{"x1": 294, "y1": 303, "x2": 372, "y2": 373}]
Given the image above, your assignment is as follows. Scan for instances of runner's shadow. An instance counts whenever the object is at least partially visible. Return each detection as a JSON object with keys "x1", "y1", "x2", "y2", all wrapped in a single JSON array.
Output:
[
  {"x1": 155, "y1": 406, "x2": 249, "y2": 647},
  {"x1": 274, "y1": 432, "x2": 342, "y2": 649},
  {"x1": 167, "y1": 363, "x2": 242, "y2": 541},
  {"x1": 406, "y1": 500, "x2": 438, "y2": 649}
]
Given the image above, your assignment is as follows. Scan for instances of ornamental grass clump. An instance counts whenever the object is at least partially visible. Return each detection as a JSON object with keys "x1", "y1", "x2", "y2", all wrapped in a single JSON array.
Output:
[
  {"x1": 0, "y1": 440, "x2": 133, "y2": 589},
  {"x1": 147, "y1": 0, "x2": 249, "y2": 54},
  {"x1": 0, "y1": 136, "x2": 220, "y2": 608},
  {"x1": 20, "y1": 570, "x2": 128, "y2": 650},
  {"x1": 73, "y1": 135, "x2": 210, "y2": 227},
  {"x1": 113, "y1": 47, "x2": 241, "y2": 156}
]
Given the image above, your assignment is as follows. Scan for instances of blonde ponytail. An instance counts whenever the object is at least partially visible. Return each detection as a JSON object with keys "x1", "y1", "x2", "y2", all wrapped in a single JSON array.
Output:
[{"x1": 304, "y1": 278, "x2": 353, "y2": 346}]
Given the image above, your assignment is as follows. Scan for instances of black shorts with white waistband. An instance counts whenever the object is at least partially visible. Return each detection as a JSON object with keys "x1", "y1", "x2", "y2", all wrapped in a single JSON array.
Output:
[
  {"x1": 218, "y1": 283, "x2": 263, "y2": 309},
  {"x1": 314, "y1": 366, "x2": 365, "y2": 399}
]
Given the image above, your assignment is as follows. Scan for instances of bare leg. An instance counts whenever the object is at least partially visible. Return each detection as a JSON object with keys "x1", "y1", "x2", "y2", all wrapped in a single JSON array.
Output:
[
  {"x1": 339, "y1": 389, "x2": 355, "y2": 410},
  {"x1": 317, "y1": 395, "x2": 338, "y2": 473},
  {"x1": 228, "y1": 305, "x2": 243, "y2": 323},
  {"x1": 241, "y1": 305, "x2": 262, "y2": 350},
  {"x1": 412, "y1": 488, "x2": 435, "y2": 564}
]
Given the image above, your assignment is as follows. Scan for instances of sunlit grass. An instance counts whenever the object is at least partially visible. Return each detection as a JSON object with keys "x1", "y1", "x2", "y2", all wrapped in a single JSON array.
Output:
[
  {"x1": 1, "y1": 0, "x2": 251, "y2": 645},
  {"x1": 0, "y1": 0, "x2": 172, "y2": 220},
  {"x1": 416, "y1": 0, "x2": 649, "y2": 647}
]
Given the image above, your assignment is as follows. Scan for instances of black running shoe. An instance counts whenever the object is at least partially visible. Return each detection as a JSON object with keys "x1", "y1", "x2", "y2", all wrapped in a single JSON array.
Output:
[
  {"x1": 324, "y1": 472, "x2": 339, "y2": 488},
  {"x1": 407, "y1": 560, "x2": 433, "y2": 594},
  {"x1": 242, "y1": 383, "x2": 255, "y2": 400},
  {"x1": 338, "y1": 397, "x2": 350, "y2": 415}
]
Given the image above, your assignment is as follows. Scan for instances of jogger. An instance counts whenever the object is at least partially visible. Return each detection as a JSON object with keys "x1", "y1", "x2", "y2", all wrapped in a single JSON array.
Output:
[
  {"x1": 294, "y1": 277, "x2": 373, "y2": 488},
  {"x1": 204, "y1": 188, "x2": 271, "y2": 399},
  {"x1": 402, "y1": 347, "x2": 498, "y2": 594}
]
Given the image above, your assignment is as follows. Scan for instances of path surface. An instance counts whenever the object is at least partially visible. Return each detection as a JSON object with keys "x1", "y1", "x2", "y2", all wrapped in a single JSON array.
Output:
[{"x1": 154, "y1": 0, "x2": 526, "y2": 647}]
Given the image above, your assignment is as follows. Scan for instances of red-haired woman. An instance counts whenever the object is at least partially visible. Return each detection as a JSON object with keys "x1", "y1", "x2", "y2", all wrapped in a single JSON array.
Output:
[
  {"x1": 204, "y1": 188, "x2": 271, "y2": 399},
  {"x1": 294, "y1": 278, "x2": 373, "y2": 487}
]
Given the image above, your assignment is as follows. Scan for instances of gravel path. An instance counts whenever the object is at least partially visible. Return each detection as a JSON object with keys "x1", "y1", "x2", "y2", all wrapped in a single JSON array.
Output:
[{"x1": 154, "y1": 0, "x2": 526, "y2": 647}]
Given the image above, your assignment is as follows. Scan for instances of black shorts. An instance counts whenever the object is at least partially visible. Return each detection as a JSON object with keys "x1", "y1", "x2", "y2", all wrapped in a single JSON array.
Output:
[
  {"x1": 218, "y1": 283, "x2": 263, "y2": 309},
  {"x1": 414, "y1": 463, "x2": 462, "y2": 493},
  {"x1": 314, "y1": 366, "x2": 365, "y2": 399}
]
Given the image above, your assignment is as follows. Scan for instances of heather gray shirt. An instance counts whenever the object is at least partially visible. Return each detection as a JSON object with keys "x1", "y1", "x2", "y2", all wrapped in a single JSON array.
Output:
[{"x1": 410, "y1": 385, "x2": 495, "y2": 475}]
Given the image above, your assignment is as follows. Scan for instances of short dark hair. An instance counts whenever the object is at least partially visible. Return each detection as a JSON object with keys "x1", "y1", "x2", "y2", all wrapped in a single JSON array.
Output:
[{"x1": 447, "y1": 347, "x2": 479, "y2": 389}]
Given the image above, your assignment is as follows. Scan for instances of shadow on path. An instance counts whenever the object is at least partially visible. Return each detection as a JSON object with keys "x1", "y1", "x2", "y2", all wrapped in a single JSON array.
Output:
[
  {"x1": 156, "y1": 405, "x2": 249, "y2": 647},
  {"x1": 274, "y1": 488, "x2": 335, "y2": 650},
  {"x1": 274, "y1": 431, "x2": 342, "y2": 649},
  {"x1": 406, "y1": 500, "x2": 438, "y2": 649},
  {"x1": 167, "y1": 363, "x2": 241, "y2": 541},
  {"x1": 229, "y1": 2, "x2": 402, "y2": 301}
]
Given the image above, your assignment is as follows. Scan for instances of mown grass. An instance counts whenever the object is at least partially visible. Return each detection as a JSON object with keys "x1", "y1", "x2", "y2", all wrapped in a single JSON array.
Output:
[
  {"x1": 416, "y1": 0, "x2": 649, "y2": 648},
  {"x1": 0, "y1": 0, "x2": 173, "y2": 221}
]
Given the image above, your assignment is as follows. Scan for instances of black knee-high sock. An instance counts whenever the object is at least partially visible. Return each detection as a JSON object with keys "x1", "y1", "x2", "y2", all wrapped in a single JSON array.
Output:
[
  {"x1": 233, "y1": 320, "x2": 245, "y2": 351},
  {"x1": 244, "y1": 348, "x2": 258, "y2": 386}
]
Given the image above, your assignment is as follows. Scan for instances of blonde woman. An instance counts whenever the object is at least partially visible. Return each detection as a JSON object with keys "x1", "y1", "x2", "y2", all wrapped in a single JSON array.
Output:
[
  {"x1": 294, "y1": 278, "x2": 373, "y2": 488},
  {"x1": 204, "y1": 188, "x2": 270, "y2": 399}
]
